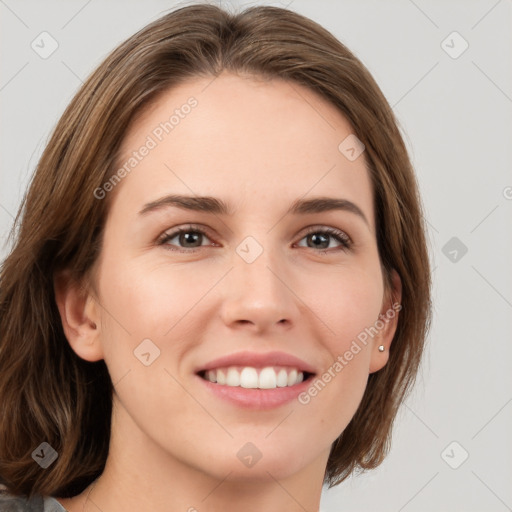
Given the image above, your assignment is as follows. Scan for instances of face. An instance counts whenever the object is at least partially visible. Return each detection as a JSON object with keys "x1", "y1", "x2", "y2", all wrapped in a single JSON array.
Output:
[{"x1": 65, "y1": 72, "x2": 399, "y2": 484}]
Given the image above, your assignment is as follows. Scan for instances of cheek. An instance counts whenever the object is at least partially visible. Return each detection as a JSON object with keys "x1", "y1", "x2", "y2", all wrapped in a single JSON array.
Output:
[
  {"x1": 295, "y1": 264, "x2": 383, "y2": 429},
  {"x1": 97, "y1": 254, "x2": 198, "y2": 336},
  {"x1": 93, "y1": 254, "x2": 218, "y2": 391},
  {"x1": 304, "y1": 261, "x2": 384, "y2": 349},
  {"x1": 93, "y1": 259, "x2": 200, "y2": 434}
]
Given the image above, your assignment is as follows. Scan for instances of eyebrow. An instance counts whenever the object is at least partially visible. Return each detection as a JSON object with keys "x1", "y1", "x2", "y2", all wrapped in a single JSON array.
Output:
[{"x1": 138, "y1": 194, "x2": 369, "y2": 226}]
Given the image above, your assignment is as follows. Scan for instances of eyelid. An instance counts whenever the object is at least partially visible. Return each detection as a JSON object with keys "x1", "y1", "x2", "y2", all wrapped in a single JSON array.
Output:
[
  {"x1": 156, "y1": 223, "x2": 215, "y2": 247},
  {"x1": 300, "y1": 224, "x2": 352, "y2": 245},
  {"x1": 157, "y1": 223, "x2": 353, "y2": 252}
]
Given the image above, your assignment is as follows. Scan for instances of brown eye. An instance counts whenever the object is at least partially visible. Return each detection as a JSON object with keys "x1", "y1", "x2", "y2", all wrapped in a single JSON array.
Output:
[
  {"x1": 158, "y1": 225, "x2": 214, "y2": 252},
  {"x1": 157, "y1": 224, "x2": 352, "y2": 254},
  {"x1": 296, "y1": 227, "x2": 352, "y2": 252}
]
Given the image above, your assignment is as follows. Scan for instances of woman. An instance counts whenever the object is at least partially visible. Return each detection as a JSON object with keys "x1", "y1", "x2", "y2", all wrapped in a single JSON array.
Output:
[{"x1": 0, "y1": 3, "x2": 431, "y2": 511}]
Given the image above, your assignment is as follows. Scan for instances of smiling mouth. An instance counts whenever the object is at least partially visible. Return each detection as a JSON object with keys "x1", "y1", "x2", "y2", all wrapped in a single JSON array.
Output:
[{"x1": 197, "y1": 366, "x2": 315, "y2": 390}]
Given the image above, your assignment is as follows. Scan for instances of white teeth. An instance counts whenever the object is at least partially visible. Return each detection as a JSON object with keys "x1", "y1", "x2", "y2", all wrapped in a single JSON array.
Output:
[
  {"x1": 240, "y1": 367, "x2": 259, "y2": 388},
  {"x1": 259, "y1": 367, "x2": 277, "y2": 389},
  {"x1": 202, "y1": 366, "x2": 307, "y2": 389},
  {"x1": 226, "y1": 368, "x2": 240, "y2": 386},
  {"x1": 287, "y1": 369, "x2": 297, "y2": 386},
  {"x1": 216, "y1": 368, "x2": 226, "y2": 385},
  {"x1": 276, "y1": 369, "x2": 288, "y2": 387}
]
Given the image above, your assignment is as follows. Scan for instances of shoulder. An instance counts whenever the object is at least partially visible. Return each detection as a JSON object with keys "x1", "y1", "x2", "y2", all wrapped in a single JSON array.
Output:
[
  {"x1": 0, "y1": 489, "x2": 67, "y2": 512},
  {"x1": 0, "y1": 489, "x2": 43, "y2": 511}
]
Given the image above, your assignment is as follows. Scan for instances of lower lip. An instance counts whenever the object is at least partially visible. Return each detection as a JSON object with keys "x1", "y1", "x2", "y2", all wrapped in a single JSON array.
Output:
[{"x1": 196, "y1": 374, "x2": 314, "y2": 410}]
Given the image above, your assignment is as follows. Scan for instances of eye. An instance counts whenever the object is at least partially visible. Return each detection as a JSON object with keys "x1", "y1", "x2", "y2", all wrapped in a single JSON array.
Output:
[
  {"x1": 157, "y1": 224, "x2": 352, "y2": 253},
  {"x1": 295, "y1": 226, "x2": 352, "y2": 253},
  {"x1": 158, "y1": 224, "x2": 214, "y2": 253}
]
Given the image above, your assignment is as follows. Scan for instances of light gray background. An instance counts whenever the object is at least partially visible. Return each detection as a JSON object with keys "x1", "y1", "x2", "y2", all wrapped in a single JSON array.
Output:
[{"x1": 1, "y1": 1, "x2": 511, "y2": 511}]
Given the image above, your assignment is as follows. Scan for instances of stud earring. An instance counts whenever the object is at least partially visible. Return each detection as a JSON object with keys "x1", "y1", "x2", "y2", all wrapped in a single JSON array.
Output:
[{"x1": 378, "y1": 345, "x2": 385, "y2": 352}]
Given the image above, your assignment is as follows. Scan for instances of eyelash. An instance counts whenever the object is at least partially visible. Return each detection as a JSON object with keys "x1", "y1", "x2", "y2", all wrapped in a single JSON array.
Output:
[{"x1": 157, "y1": 224, "x2": 352, "y2": 254}]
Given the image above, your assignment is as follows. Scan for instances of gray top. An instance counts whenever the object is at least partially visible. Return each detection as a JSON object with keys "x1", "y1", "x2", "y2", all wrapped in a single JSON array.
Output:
[{"x1": 0, "y1": 492, "x2": 67, "y2": 512}]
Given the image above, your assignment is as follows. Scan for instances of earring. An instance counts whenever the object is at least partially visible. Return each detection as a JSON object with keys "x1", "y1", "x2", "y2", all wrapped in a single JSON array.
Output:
[{"x1": 378, "y1": 345, "x2": 385, "y2": 352}]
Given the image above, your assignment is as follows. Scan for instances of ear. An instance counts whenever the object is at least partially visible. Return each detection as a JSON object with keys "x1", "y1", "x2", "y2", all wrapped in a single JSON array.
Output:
[
  {"x1": 369, "y1": 269, "x2": 402, "y2": 373},
  {"x1": 53, "y1": 269, "x2": 104, "y2": 362}
]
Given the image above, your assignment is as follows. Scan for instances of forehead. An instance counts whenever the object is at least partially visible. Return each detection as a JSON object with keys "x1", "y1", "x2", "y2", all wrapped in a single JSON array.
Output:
[{"x1": 110, "y1": 72, "x2": 374, "y2": 228}]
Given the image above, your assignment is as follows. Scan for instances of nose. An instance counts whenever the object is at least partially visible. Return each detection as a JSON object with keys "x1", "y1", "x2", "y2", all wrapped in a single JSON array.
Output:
[{"x1": 219, "y1": 246, "x2": 300, "y2": 334}]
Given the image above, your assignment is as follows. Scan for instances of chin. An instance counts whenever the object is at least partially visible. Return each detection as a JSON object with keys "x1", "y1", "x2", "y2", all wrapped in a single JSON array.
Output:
[{"x1": 206, "y1": 440, "x2": 321, "y2": 483}]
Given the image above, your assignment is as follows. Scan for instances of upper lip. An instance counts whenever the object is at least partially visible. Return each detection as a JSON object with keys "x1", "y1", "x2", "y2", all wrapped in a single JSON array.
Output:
[{"x1": 196, "y1": 350, "x2": 317, "y2": 375}]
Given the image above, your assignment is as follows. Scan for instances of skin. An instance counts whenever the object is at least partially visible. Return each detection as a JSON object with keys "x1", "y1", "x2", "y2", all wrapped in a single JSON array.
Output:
[{"x1": 54, "y1": 71, "x2": 401, "y2": 512}]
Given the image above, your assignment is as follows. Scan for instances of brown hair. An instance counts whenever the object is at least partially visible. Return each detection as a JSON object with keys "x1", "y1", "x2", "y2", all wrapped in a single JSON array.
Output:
[{"x1": 0, "y1": 2, "x2": 431, "y2": 498}]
